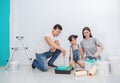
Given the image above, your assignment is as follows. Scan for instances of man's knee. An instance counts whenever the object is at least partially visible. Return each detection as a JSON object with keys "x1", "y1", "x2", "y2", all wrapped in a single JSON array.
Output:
[{"x1": 41, "y1": 67, "x2": 48, "y2": 72}]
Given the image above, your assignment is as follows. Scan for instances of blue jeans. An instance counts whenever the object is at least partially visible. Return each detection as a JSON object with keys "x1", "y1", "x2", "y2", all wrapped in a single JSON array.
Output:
[
  {"x1": 85, "y1": 56, "x2": 101, "y2": 60},
  {"x1": 32, "y1": 49, "x2": 61, "y2": 72}
]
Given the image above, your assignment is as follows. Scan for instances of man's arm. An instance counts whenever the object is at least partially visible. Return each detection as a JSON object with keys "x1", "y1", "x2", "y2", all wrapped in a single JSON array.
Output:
[
  {"x1": 50, "y1": 40, "x2": 60, "y2": 52},
  {"x1": 45, "y1": 36, "x2": 66, "y2": 56}
]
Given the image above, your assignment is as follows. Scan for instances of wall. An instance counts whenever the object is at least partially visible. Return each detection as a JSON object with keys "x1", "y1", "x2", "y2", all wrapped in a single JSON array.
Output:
[
  {"x1": 0, "y1": 0, "x2": 10, "y2": 66},
  {"x1": 10, "y1": 0, "x2": 120, "y2": 64}
]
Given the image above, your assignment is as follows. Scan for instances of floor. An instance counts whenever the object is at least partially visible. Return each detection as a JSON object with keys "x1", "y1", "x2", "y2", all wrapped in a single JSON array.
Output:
[{"x1": 0, "y1": 64, "x2": 120, "y2": 83}]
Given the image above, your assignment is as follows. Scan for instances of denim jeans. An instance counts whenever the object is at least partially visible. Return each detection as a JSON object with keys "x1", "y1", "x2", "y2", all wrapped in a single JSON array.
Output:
[
  {"x1": 32, "y1": 49, "x2": 61, "y2": 72},
  {"x1": 85, "y1": 56, "x2": 101, "y2": 60}
]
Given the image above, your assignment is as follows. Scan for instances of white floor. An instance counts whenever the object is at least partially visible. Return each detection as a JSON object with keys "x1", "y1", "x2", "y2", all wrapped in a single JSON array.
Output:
[{"x1": 0, "y1": 64, "x2": 120, "y2": 83}]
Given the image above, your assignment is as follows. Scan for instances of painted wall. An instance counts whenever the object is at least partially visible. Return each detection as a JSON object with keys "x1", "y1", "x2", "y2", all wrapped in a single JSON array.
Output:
[
  {"x1": 0, "y1": 0, "x2": 10, "y2": 66},
  {"x1": 10, "y1": 0, "x2": 120, "y2": 64}
]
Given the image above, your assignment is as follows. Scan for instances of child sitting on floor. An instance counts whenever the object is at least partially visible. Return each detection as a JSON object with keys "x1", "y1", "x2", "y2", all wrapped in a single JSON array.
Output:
[{"x1": 68, "y1": 35, "x2": 84, "y2": 69}]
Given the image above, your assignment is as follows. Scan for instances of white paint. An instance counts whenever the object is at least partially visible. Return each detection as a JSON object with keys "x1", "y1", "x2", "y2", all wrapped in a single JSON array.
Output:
[{"x1": 10, "y1": 0, "x2": 120, "y2": 64}]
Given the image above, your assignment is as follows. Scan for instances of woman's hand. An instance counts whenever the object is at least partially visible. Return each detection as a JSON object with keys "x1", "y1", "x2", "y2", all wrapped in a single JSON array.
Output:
[{"x1": 93, "y1": 52, "x2": 99, "y2": 59}]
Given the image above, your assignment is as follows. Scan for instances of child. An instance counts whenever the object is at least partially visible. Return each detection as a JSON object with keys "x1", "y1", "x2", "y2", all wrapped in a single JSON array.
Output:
[{"x1": 68, "y1": 35, "x2": 84, "y2": 69}]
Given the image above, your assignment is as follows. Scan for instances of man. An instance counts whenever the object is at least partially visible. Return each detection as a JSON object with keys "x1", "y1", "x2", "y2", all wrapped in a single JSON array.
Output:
[{"x1": 32, "y1": 24, "x2": 66, "y2": 72}]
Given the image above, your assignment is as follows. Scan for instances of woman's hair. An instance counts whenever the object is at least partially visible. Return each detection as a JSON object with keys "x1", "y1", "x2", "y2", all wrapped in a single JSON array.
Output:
[
  {"x1": 82, "y1": 27, "x2": 93, "y2": 39},
  {"x1": 68, "y1": 35, "x2": 78, "y2": 42},
  {"x1": 53, "y1": 24, "x2": 62, "y2": 30}
]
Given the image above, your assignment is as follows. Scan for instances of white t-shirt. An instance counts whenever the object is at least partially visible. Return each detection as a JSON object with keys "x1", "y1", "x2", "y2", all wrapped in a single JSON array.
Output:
[{"x1": 36, "y1": 32, "x2": 57, "y2": 54}]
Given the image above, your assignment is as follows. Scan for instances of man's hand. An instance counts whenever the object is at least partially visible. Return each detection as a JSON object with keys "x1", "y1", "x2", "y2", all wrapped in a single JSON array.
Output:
[
  {"x1": 50, "y1": 48, "x2": 56, "y2": 52},
  {"x1": 70, "y1": 60, "x2": 75, "y2": 64},
  {"x1": 61, "y1": 48, "x2": 66, "y2": 56}
]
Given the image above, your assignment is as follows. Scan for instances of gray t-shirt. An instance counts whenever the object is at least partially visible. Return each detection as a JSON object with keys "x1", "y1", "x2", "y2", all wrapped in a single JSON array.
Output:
[{"x1": 80, "y1": 38, "x2": 101, "y2": 57}]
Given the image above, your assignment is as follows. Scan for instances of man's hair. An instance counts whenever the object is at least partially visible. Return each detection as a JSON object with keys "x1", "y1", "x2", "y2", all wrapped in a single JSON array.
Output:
[{"x1": 53, "y1": 24, "x2": 62, "y2": 30}]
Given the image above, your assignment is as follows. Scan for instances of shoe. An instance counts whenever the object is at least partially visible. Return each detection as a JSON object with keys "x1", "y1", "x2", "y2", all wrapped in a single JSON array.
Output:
[
  {"x1": 32, "y1": 59, "x2": 36, "y2": 69},
  {"x1": 48, "y1": 63, "x2": 57, "y2": 67}
]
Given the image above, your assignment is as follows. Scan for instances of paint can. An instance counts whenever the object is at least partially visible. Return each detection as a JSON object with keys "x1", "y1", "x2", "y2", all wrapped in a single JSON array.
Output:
[
  {"x1": 97, "y1": 61, "x2": 110, "y2": 75},
  {"x1": 109, "y1": 56, "x2": 120, "y2": 75},
  {"x1": 10, "y1": 61, "x2": 19, "y2": 72}
]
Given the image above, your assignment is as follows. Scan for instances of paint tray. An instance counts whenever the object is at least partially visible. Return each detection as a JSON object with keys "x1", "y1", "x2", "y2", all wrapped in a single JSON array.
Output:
[{"x1": 54, "y1": 65, "x2": 72, "y2": 74}]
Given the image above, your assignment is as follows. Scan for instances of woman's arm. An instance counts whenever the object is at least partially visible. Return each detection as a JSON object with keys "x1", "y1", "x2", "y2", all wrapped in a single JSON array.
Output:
[{"x1": 94, "y1": 43, "x2": 104, "y2": 58}]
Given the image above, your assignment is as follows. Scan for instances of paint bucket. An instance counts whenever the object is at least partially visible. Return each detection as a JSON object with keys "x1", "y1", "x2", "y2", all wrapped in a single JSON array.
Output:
[
  {"x1": 84, "y1": 60, "x2": 95, "y2": 71},
  {"x1": 10, "y1": 61, "x2": 19, "y2": 72},
  {"x1": 109, "y1": 56, "x2": 120, "y2": 75},
  {"x1": 97, "y1": 61, "x2": 110, "y2": 75}
]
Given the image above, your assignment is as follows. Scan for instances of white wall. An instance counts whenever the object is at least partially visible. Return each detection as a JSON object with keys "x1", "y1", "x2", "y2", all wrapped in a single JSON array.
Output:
[{"x1": 10, "y1": 0, "x2": 120, "y2": 64}]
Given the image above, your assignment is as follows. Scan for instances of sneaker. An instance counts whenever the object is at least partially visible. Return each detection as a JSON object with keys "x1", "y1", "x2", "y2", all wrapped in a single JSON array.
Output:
[
  {"x1": 48, "y1": 63, "x2": 57, "y2": 67},
  {"x1": 32, "y1": 59, "x2": 36, "y2": 69}
]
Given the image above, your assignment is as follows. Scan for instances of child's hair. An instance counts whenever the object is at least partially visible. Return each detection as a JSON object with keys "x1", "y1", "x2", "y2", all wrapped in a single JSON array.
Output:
[{"x1": 68, "y1": 35, "x2": 78, "y2": 42}]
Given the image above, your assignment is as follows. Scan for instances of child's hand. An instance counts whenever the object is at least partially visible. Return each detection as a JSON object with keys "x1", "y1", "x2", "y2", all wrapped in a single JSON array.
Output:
[{"x1": 70, "y1": 60, "x2": 75, "y2": 64}]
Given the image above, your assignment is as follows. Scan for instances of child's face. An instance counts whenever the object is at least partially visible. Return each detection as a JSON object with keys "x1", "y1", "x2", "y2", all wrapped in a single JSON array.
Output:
[{"x1": 70, "y1": 38, "x2": 77, "y2": 45}]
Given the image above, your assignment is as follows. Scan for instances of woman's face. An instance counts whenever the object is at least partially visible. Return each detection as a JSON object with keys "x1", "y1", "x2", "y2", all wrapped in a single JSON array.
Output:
[{"x1": 83, "y1": 30, "x2": 91, "y2": 38}]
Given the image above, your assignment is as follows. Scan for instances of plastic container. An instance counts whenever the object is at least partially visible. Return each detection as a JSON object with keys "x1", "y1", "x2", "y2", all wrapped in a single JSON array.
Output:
[
  {"x1": 97, "y1": 61, "x2": 110, "y2": 75},
  {"x1": 84, "y1": 60, "x2": 95, "y2": 71},
  {"x1": 10, "y1": 61, "x2": 19, "y2": 72},
  {"x1": 109, "y1": 56, "x2": 120, "y2": 75}
]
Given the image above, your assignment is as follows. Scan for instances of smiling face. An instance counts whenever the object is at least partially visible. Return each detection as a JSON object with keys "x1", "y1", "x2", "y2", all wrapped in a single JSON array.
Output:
[
  {"x1": 83, "y1": 29, "x2": 91, "y2": 39},
  {"x1": 52, "y1": 28, "x2": 62, "y2": 37},
  {"x1": 82, "y1": 27, "x2": 92, "y2": 39}
]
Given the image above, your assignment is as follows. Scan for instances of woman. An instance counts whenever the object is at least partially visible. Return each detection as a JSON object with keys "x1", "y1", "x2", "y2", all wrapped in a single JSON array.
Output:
[{"x1": 80, "y1": 27, "x2": 104, "y2": 60}]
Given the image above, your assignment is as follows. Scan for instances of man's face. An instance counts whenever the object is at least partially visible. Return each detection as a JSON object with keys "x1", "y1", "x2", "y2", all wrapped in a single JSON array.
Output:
[{"x1": 53, "y1": 28, "x2": 62, "y2": 37}]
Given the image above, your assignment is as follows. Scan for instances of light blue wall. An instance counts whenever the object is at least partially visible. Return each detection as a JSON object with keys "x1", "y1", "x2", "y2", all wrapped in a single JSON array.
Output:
[{"x1": 0, "y1": 0, "x2": 10, "y2": 66}]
